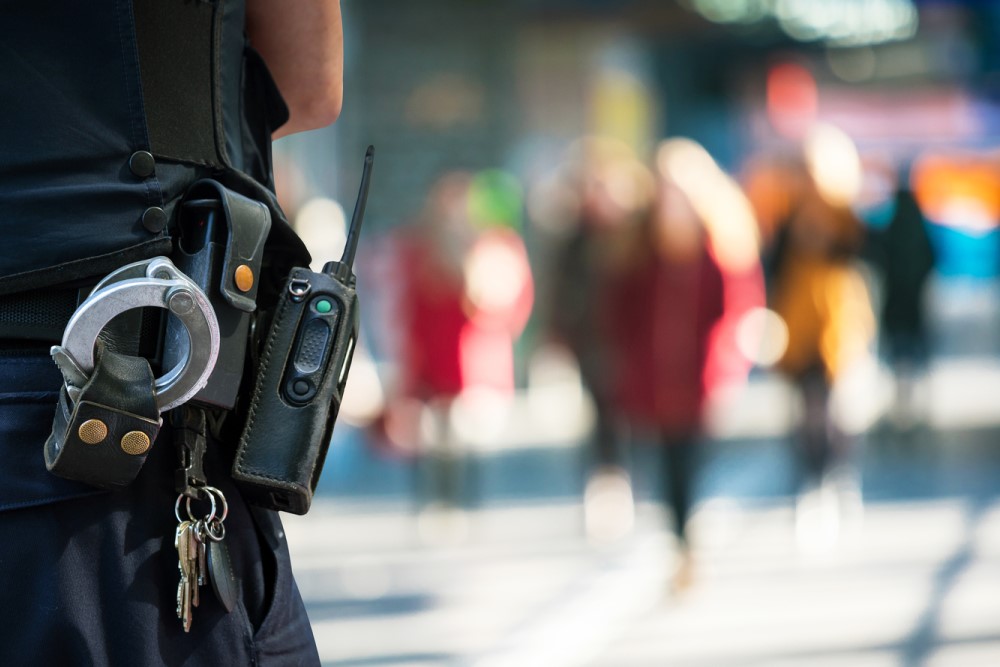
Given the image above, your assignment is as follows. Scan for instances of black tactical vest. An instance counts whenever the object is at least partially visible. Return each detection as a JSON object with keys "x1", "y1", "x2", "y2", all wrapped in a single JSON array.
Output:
[{"x1": 0, "y1": 0, "x2": 308, "y2": 296}]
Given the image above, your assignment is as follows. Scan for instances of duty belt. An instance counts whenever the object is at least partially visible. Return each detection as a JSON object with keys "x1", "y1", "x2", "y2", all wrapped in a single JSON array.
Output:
[{"x1": 0, "y1": 283, "x2": 164, "y2": 359}]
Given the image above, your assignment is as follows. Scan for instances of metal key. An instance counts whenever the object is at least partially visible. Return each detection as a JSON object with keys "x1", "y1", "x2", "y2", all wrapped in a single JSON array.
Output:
[
  {"x1": 174, "y1": 520, "x2": 194, "y2": 632},
  {"x1": 174, "y1": 519, "x2": 189, "y2": 620},
  {"x1": 174, "y1": 486, "x2": 232, "y2": 622},
  {"x1": 194, "y1": 520, "x2": 208, "y2": 587},
  {"x1": 187, "y1": 521, "x2": 201, "y2": 610}
]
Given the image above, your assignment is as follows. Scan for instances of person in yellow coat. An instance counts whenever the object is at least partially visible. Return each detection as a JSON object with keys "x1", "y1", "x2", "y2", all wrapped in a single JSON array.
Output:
[
  {"x1": 768, "y1": 126, "x2": 875, "y2": 548},
  {"x1": 774, "y1": 206, "x2": 874, "y2": 383}
]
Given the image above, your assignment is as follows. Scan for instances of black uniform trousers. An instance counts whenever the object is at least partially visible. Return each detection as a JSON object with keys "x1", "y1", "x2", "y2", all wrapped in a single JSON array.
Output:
[{"x1": 0, "y1": 349, "x2": 319, "y2": 665}]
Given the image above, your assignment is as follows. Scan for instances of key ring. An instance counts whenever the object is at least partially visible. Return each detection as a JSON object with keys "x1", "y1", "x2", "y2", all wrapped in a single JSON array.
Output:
[
  {"x1": 194, "y1": 486, "x2": 228, "y2": 542},
  {"x1": 199, "y1": 486, "x2": 229, "y2": 523},
  {"x1": 181, "y1": 486, "x2": 218, "y2": 524},
  {"x1": 201, "y1": 518, "x2": 226, "y2": 542},
  {"x1": 175, "y1": 493, "x2": 196, "y2": 523}
]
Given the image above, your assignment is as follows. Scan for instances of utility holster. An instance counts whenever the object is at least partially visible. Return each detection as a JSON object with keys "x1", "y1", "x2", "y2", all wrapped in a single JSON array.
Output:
[{"x1": 45, "y1": 343, "x2": 161, "y2": 489}]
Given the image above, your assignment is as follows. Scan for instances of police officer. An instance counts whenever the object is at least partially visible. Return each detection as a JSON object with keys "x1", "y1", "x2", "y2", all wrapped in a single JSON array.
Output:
[{"x1": 0, "y1": 0, "x2": 342, "y2": 663}]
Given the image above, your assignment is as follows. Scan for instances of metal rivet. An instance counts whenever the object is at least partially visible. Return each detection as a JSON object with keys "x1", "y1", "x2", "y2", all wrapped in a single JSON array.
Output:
[
  {"x1": 234, "y1": 264, "x2": 254, "y2": 292},
  {"x1": 120, "y1": 431, "x2": 151, "y2": 456},
  {"x1": 142, "y1": 207, "x2": 168, "y2": 233},
  {"x1": 128, "y1": 150, "x2": 156, "y2": 179},
  {"x1": 78, "y1": 419, "x2": 108, "y2": 445},
  {"x1": 168, "y1": 289, "x2": 195, "y2": 316}
]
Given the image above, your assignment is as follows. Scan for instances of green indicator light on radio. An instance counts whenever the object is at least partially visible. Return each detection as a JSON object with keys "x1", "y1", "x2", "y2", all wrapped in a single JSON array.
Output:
[{"x1": 316, "y1": 299, "x2": 332, "y2": 314}]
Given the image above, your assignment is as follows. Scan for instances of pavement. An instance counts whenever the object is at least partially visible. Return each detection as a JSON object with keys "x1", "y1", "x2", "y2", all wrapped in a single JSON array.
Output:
[
  {"x1": 282, "y1": 390, "x2": 1000, "y2": 666},
  {"x1": 285, "y1": 491, "x2": 1000, "y2": 667}
]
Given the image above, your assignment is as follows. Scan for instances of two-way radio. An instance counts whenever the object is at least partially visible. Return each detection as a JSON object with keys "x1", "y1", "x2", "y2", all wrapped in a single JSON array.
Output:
[{"x1": 232, "y1": 146, "x2": 374, "y2": 514}]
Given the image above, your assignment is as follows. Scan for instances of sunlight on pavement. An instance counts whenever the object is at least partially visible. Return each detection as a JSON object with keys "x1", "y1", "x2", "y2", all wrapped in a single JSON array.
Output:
[{"x1": 286, "y1": 494, "x2": 1000, "y2": 667}]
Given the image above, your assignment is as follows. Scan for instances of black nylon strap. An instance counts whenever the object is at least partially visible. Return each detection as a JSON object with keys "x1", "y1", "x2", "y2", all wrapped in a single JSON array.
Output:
[
  {"x1": 0, "y1": 285, "x2": 164, "y2": 362},
  {"x1": 0, "y1": 288, "x2": 79, "y2": 341},
  {"x1": 132, "y1": 0, "x2": 220, "y2": 166}
]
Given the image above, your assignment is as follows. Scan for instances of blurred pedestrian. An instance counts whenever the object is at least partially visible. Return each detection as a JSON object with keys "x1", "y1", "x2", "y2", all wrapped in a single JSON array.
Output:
[
  {"x1": 384, "y1": 171, "x2": 533, "y2": 533},
  {"x1": 545, "y1": 138, "x2": 654, "y2": 541},
  {"x1": 869, "y1": 164, "x2": 936, "y2": 437},
  {"x1": 605, "y1": 139, "x2": 763, "y2": 590},
  {"x1": 768, "y1": 125, "x2": 875, "y2": 550}
]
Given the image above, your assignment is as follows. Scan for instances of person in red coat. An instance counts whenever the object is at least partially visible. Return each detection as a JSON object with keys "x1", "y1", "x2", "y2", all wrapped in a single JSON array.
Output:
[
  {"x1": 606, "y1": 139, "x2": 764, "y2": 589},
  {"x1": 389, "y1": 171, "x2": 534, "y2": 517}
]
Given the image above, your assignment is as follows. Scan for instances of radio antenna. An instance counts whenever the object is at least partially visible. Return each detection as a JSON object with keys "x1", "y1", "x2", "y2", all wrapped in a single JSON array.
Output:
[
  {"x1": 341, "y1": 145, "x2": 374, "y2": 269},
  {"x1": 325, "y1": 145, "x2": 374, "y2": 283}
]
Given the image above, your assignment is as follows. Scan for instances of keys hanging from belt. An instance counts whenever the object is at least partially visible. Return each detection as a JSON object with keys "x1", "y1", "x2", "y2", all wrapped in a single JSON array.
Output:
[
  {"x1": 44, "y1": 257, "x2": 220, "y2": 489},
  {"x1": 174, "y1": 485, "x2": 236, "y2": 632},
  {"x1": 171, "y1": 407, "x2": 239, "y2": 632}
]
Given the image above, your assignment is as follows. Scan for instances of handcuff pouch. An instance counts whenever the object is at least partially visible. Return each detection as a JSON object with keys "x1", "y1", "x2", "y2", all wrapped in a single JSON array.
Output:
[{"x1": 44, "y1": 345, "x2": 162, "y2": 489}]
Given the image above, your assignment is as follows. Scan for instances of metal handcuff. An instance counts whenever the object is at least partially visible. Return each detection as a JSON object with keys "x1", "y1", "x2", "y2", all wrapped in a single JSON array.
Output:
[{"x1": 54, "y1": 256, "x2": 220, "y2": 412}]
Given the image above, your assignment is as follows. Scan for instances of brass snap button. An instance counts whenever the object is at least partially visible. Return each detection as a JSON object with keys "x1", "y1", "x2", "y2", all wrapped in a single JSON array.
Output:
[
  {"x1": 78, "y1": 419, "x2": 108, "y2": 445},
  {"x1": 120, "y1": 431, "x2": 151, "y2": 456}
]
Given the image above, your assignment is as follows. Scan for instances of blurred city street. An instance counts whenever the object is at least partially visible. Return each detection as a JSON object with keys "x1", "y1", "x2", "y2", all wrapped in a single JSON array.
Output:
[
  {"x1": 284, "y1": 279, "x2": 1000, "y2": 667},
  {"x1": 267, "y1": 2, "x2": 1000, "y2": 665}
]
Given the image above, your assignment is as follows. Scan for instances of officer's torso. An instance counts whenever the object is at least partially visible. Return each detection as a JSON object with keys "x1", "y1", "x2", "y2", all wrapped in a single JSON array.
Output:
[{"x1": 0, "y1": 0, "x2": 299, "y2": 295}]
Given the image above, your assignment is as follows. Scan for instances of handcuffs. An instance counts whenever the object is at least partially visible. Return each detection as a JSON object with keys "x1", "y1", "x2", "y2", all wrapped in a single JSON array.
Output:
[
  {"x1": 58, "y1": 256, "x2": 219, "y2": 411},
  {"x1": 44, "y1": 257, "x2": 220, "y2": 488}
]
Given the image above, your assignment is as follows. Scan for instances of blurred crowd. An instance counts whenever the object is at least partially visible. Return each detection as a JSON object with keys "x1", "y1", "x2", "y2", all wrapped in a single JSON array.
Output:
[{"x1": 282, "y1": 118, "x2": 945, "y2": 591}]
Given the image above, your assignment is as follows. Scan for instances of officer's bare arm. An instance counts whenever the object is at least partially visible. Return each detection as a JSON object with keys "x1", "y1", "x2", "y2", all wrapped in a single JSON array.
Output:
[{"x1": 246, "y1": 0, "x2": 344, "y2": 138}]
